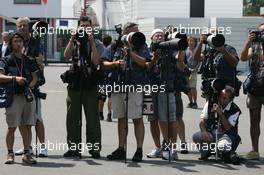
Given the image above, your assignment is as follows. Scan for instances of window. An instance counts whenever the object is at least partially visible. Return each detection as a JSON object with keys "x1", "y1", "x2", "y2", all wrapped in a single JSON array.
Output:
[
  {"x1": 190, "y1": 0, "x2": 205, "y2": 17},
  {"x1": 14, "y1": 0, "x2": 41, "y2": 4}
]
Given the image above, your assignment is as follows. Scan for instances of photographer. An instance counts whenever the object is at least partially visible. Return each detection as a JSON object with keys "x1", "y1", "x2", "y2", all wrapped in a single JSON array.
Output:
[
  {"x1": 134, "y1": 29, "x2": 186, "y2": 160},
  {"x1": 0, "y1": 33, "x2": 38, "y2": 164},
  {"x1": 14, "y1": 17, "x2": 48, "y2": 157},
  {"x1": 0, "y1": 32, "x2": 11, "y2": 58},
  {"x1": 98, "y1": 35, "x2": 113, "y2": 121},
  {"x1": 62, "y1": 16, "x2": 104, "y2": 158},
  {"x1": 240, "y1": 23, "x2": 264, "y2": 160},
  {"x1": 194, "y1": 32, "x2": 241, "y2": 97},
  {"x1": 192, "y1": 86, "x2": 241, "y2": 164},
  {"x1": 102, "y1": 22, "x2": 152, "y2": 162}
]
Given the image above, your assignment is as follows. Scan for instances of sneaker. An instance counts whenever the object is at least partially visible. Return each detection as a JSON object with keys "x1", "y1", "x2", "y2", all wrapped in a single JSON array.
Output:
[
  {"x1": 107, "y1": 147, "x2": 126, "y2": 160},
  {"x1": 187, "y1": 102, "x2": 193, "y2": 108},
  {"x1": 180, "y1": 142, "x2": 189, "y2": 154},
  {"x1": 246, "y1": 151, "x2": 260, "y2": 160},
  {"x1": 5, "y1": 153, "x2": 14, "y2": 164},
  {"x1": 107, "y1": 113, "x2": 112, "y2": 122},
  {"x1": 132, "y1": 148, "x2": 143, "y2": 162},
  {"x1": 63, "y1": 150, "x2": 81, "y2": 158},
  {"x1": 15, "y1": 146, "x2": 33, "y2": 156},
  {"x1": 162, "y1": 150, "x2": 170, "y2": 160},
  {"x1": 161, "y1": 140, "x2": 171, "y2": 160},
  {"x1": 39, "y1": 147, "x2": 48, "y2": 157},
  {"x1": 192, "y1": 102, "x2": 198, "y2": 109},
  {"x1": 22, "y1": 153, "x2": 37, "y2": 164},
  {"x1": 146, "y1": 148, "x2": 162, "y2": 158},
  {"x1": 89, "y1": 150, "x2": 101, "y2": 159}
]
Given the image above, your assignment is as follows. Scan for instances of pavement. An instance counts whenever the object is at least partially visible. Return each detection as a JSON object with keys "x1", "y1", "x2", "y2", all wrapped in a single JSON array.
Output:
[{"x1": 0, "y1": 66, "x2": 263, "y2": 175}]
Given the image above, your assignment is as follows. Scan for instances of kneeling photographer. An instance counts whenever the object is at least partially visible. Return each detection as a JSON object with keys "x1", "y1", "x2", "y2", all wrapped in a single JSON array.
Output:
[
  {"x1": 240, "y1": 23, "x2": 264, "y2": 160},
  {"x1": 192, "y1": 85, "x2": 241, "y2": 165},
  {"x1": 194, "y1": 31, "x2": 241, "y2": 99},
  {"x1": 62, "y1": 16, "x2": 105, "y2": 158},
  {"x1": 0, "y1": 32, "x2": 38, "y2": 164}
]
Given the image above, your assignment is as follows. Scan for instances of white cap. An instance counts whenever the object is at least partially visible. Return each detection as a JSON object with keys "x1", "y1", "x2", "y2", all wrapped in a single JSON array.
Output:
[{"x1": 150, "y1": 29, "x2": 164, "y2": 38}]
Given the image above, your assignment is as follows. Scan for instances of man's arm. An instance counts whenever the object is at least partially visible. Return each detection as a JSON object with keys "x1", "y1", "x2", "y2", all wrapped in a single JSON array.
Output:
[
  {"x1": 193, "y1": 34, "x2": 207, "y2": 62},
  {"x1": 176, "y1": 50, "x2": 186, "y2": 72},
  {"x1": 130, "y1": 50, "x2": 159, "y2": 69},
  {"x1": 0, "y1": 71, "x2": 25, "y2": 85},
  {"x1": 29, "y1": 71, "x2": 38, "y2": 89},
  {"x1": 64, "y1": 36, "x2": 75, "y2": 60},
  {"x1": 215, "y1": 46, "x2": 238, "y2": 68},
  {"x1": 240, "y1": 32, "x2": 255, "y2": 61}
]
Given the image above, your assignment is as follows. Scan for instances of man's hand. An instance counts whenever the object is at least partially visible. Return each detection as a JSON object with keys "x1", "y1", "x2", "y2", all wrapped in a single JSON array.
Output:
[
  {"x1": 214, "y1": 46, "x2": 226, "y2": 53},
  {"x1": 153, "y1": 51, "x2": 160, "y2": 61},
  {"x1": 88, "y1": 33, "x2": 95, "y2": 45},
  {"x1": 114, "y1": 60, "x2": 126, "y2": 69},
  {"x1": 15, "y1": 76, "x2": 26, "y2": 86},
  {"x1": 202, "y1": 131, "x2": 211, "y2": 142},
  {"x1": 211, "y1": 103, "x2": 222, "y2": 114},
  {"x1": 248, "y1": 32, "x2": 256, "y2": 43},
  {"x1": 200, "y1": 34, "x2": 207, "y2": 44}
]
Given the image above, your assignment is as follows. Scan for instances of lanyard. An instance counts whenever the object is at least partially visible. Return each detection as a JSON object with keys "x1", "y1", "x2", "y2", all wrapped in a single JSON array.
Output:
[{"x1": 14, "y1": 56, "x2": 24, "y2": 77}]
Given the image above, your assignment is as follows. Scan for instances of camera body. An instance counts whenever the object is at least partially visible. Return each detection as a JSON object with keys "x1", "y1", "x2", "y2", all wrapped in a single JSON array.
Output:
[
  {"x1": 250, "y1": 30, "x2": 264, "y2": 42},
  {"x1": 24, "y1": 80, "x2": 34, "y2": 102}
]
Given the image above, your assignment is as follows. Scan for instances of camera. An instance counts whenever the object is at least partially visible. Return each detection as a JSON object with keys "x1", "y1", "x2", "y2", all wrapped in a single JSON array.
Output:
[
  {"x1": 115, "y1": 24, "x2": 123, "y2": 35},
  {"x1": 121, "y1": 32, "x2": 146, "y2": 48},
  {"x1": 33, "y1": 88, "x2": 47, "y2": 100},
  {"x1": 203, "y1": 34, "x2": 225, "y2": 48},
  {"x1": 201, "y1": 78, "x2": 226, "y2": 100},
  {"x1": 250, "y1": 30, "x2": 264, "y2": 42},
  {"x1": 152, "y1": 38, "x2": 188, "y2": 51},
  {"x1": 24, "y1": 80, "x2": 34, "y2": 102}
]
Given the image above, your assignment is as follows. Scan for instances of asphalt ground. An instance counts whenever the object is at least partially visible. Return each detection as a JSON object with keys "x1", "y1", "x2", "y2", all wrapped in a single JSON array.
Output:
[{"x1": 0, "y1": 66, "x2": 263, "y2": 175}]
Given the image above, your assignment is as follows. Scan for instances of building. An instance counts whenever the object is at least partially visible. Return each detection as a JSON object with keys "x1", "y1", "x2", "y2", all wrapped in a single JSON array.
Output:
[{"x1": 0, "y1": 0, "x2": 63, "y2": 61}]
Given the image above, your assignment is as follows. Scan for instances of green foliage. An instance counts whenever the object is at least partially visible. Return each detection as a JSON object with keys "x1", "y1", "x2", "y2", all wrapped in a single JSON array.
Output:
[{"x1": 244, "y1": 0, "x2": 264, "y2": 16}]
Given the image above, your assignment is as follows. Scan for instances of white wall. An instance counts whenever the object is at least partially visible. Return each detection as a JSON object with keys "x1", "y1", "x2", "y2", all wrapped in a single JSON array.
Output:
[
  {"x1": 0, "y1": 0, "x2": 62, "y2": 18},
  {"x1": 138, "y1": 0, "x2": 190, "y2": 19},
  {"x1": 205, "y1": 0, "x2": 243, "y2": 18}
]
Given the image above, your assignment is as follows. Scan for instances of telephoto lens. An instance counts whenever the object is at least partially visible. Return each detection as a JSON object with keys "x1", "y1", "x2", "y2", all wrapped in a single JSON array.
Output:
[{"x1": 207, "y1": 34, "x2": 225, "y2": 48}]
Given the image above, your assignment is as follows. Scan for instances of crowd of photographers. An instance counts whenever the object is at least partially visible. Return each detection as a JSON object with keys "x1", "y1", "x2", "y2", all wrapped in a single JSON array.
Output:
[{"x1": 0, "y1": 15, "x2": 264, "y2": 166}]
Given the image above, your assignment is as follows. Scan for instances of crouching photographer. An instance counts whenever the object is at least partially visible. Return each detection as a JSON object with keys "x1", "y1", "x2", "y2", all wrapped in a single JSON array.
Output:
[
  {"x1": 61, "y1": 16, "x2": 104, "y2": 158},
  {"x1": 0, "y1": 33, "x2": 38, "y2": 164},
  {"x1": 240, "y1": 23, "x2": 264, "y2": 160},
  {"x1": 194, "y1": 32, "x2": 241, "y2": 99},
  {"x1": 192, "y1": 84, "x2": 241, "y2": 165}
]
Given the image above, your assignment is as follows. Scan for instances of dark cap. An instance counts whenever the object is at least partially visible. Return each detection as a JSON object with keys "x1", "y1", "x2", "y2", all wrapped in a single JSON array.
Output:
[{"x1": 123, "y1": 22, "x2": 138, "y2": 32}]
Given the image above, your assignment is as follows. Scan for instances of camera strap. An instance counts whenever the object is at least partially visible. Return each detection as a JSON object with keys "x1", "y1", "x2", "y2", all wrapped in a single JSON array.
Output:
[{"x1": 13, "y1": 55, "x2": 24, "y2": 77}]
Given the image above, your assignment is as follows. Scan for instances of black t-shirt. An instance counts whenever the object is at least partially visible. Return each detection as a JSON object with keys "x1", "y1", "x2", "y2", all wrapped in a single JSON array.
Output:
[{"x1": 0, "y1": 55, "x2": 38, "y2": 94}]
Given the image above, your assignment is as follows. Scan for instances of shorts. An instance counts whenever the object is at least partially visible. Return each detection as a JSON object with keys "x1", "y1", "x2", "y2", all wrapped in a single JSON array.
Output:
[
  {"x1": 157, "y1": 92, "x2": 176, "y2": 122},
  {"x1": 111, "y1": 92, "x2": 143, "y2": 119},
  {"x1": 247, "y1": 93, "x2": 264, "y2": 109},
  {"x1": 188, "y1": 72, "x2": 197, "y2": 88},
  {"x1": 36, "y1": 98, "x2": 43, "y2": 122},
  {"x1": 175, "y1": 92, "x2": 183, "y2": 119},
  {"x1": 5, "y1": 95, "x2": 36, "y2": 128}
]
